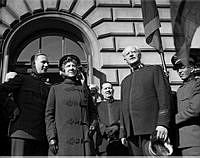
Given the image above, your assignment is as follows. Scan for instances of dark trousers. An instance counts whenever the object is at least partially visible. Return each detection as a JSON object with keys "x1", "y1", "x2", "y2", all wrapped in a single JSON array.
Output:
[
  {"x1": 128, "y1": 135, "x2": 150, "y2": 156},
  {"x1": 106, "y1": 140, "x2": 129, "y2": 156},
  {"x1": 0, "y1": 136, "x2": 11, "y2": 156},
  {"x1": 11, "y1": 138, "x2": 48, "y2": 156},
  {"x1": 97, "y1": 138, "x2": 129, "y2": 156}
]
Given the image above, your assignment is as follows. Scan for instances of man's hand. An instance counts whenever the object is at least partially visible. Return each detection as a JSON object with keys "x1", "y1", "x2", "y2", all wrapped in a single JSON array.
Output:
[
  {"x1": 88, "y1": 125, "x2": 95, "y2": 138},
  {"x1": 49, "y1": 139, "x2": 58, "y2": 155},
  {"x1": 121, "y1": 138, "x2": 128, "y2": 147},
  {"x1": 79, "y1": 72, "x2": 85, "y2": 85},
  {"x1": 5, "y1": 72, "x2": 17, "y2": 82},
  {"x1": 156, "y1": 126, "x2": 168, "y2": 140}
]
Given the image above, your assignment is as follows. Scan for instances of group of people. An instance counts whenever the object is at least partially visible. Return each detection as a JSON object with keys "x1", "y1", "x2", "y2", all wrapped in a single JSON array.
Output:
[{"x1": 0, "y1": 45, "x2": 200, "y2": 156}]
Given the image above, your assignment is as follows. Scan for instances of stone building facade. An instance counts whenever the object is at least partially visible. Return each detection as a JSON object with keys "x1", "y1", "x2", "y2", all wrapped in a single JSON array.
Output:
[{"x1": 0, "y1": 0, "x2": 199, "y2": 99}]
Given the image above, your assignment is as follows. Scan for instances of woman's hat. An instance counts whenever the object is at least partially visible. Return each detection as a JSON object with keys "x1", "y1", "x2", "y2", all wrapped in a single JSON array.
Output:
[{"x1": 58, "y1": 54, "x2": 81, "y2": 70}]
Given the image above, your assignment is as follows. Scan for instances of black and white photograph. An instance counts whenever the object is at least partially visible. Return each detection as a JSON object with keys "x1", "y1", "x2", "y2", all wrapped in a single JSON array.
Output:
[{"x1": 0, "y1": 0, "x2": 200, "y2": 156}]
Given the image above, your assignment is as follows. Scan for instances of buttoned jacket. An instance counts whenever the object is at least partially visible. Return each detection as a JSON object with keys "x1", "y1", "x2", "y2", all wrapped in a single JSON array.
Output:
[
  {"x1": 176, "y1": 78, "x2": 200, "y2": 148},
  {"x1": 96, "y1": 99, "x2": 120, "y2": 154},
  {"x1": 120, "y1": 65, "x2": 171, "y2": 138},
  {"x1": 0, "y1": 73, "x2": 50, "y2": 141},
  {"x1": 97, "y1": 99, "x2": 120, "y2": 134},
  {"x1": 45, "y1": 79, "x2": 98, "y2": 155}
]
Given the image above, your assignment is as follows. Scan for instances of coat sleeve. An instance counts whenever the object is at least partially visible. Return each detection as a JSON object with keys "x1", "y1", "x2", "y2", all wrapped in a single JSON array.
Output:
[
  {"x1": 176, "y1": 80, "x2": 200, "y2": 124},
  {"x1": 0, "y1": 74, "x2": 23, "y2": 107},
  {"x1": 0, "y1": 74, "x2": 23, "y2": 93},
  {"x1": 45, "y1": 86, "x2": 57, "y2": 142},
  {"x1": 119, "y1": 81, "x2": 127, "y2": 138},
  {"x1": 88, "y1": 94, "x2": 98, "y2": 128},
  {"x1": 119, "y1": 107, "x2": 126, "y2": 138},
  {"x1": 81, "y1": 83, "x2": 98, "y2": 128},
  {"x1": 153, "y1": 65, "x2": 171, "y2": 128}
]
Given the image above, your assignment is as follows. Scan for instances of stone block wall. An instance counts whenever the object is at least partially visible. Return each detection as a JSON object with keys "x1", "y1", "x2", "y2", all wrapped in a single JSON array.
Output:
[
  {"x1": 82, "y1": 0, "x2": 180, "y2": 99},
  {"x1": 1, "y1": 0, "x2": 200, "y2": 99}
]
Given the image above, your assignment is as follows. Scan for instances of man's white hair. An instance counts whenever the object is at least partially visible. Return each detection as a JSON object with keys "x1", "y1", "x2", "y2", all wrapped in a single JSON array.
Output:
[{"x1": 122, "y1": 46, "x2": 141, "y2": 56}]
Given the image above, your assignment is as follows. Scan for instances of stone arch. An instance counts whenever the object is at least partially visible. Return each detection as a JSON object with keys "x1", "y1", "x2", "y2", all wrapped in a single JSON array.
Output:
[
  {"x1": 191, "y1": 26, "x2": 200, "y2": 48},
  {"x1": 1, "y1": 11, "x2": 100, "y2": 83}
]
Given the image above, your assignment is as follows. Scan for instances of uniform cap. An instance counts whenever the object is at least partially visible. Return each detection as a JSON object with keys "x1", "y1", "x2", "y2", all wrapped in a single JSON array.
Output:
[{"x1": 171, "y1": 55, "x2": 195, "y2": 70}]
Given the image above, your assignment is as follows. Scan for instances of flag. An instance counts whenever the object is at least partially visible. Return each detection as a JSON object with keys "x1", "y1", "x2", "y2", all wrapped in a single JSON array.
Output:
[
  {"x1": 170, "y1": 0, "x2": 200, "y2": 66},
  {"x1": 141, "y1": 0, "x2": 163, "y2": 53}
]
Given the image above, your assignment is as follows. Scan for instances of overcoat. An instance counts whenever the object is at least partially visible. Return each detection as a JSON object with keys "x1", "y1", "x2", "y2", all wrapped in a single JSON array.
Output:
[
  {"x1": 0, "y1": 90, "x2": 11, "y2": 156},
  {"x1": 0, "y1": 73, "x2": 50, "y2": 141},
  {"x1": 0, "y1": 91, "x2": 9, "y2": 137},
  {"x1": 120, "y1": 65, "x2": 171, "y2": 138},
  {"x1": 176, "y1": 78, "x2": 200, "y2": 148},
  {"x1": 45, "y1": 78, "x2": 98, "y2": 156},
  {"x1": 96, "y1": 100, "x2": 120, "y2": 154},
  {"x1": 97, "y1": 100, "x2": 120, "y2": 131}
]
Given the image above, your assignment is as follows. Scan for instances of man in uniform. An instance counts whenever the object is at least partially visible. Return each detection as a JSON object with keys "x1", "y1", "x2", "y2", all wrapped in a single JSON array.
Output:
[
  {"x1": 0, "y1": 53, "x2": 50, "y2": 156},
  {"x1": 0, "y1": 72, "x2": 17, "y2": 156},
  {"x1": 171, "y1": 54, "x2": 200, "y2": 155}
]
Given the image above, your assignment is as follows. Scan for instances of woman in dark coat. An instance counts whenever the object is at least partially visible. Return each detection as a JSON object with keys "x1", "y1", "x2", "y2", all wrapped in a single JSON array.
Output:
[{"x1": 45, "y1": 54, "x2": 98, "y2": 156}]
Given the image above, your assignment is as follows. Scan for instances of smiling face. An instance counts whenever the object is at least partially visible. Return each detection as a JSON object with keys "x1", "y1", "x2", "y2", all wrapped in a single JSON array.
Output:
[
  {"x1": 62, "y1": 61, "x2": 78, "y2": 78},
  {"x1": 122, "y1": 46, "x2": 141, "y2": 66},
  {"x1": 101, "y1": 82, "x2": 114, "y2": 100}
]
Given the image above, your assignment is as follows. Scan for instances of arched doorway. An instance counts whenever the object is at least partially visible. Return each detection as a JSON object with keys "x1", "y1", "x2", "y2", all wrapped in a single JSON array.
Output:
[
  {"x1": 1, "y1": 12, "x2": 100, "y2": 84},
  {"x1": 17, "y1": 33, "x2": 87, "y2": 84}
]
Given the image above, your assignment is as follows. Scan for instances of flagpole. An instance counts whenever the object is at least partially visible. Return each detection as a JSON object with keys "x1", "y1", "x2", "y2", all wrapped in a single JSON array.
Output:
[{"x1": 159, "y1": 50, "x2": 168, "y2": 77}]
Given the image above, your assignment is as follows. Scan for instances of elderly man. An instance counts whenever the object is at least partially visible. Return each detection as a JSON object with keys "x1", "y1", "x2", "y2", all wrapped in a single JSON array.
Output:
[
  {"x1": 0, "y1": 53, "x2": 50, "y2": 156},
  {"x1": 120, "y1": 46, "x2": 171, "y2": 155},
  {"x1": 171, "y1": 54, "x2": 200, "y2": 155}
]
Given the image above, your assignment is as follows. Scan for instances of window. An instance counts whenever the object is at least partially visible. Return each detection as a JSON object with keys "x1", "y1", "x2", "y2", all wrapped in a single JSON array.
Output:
[
  {"x1": 18, "y1": 35, "x2": 86, "y2": 64},
  {"x1": 16, "y1": 34, "x2": 87, "y2": 84}
]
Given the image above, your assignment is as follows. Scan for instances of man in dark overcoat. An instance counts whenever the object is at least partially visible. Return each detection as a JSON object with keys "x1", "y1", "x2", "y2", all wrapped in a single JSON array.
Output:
[
  {"x1": 120, "y1": 46, "x2": 171, "y2": 155},
  {"x1": 171, "y1": 54, "x2": 200, "y2": 155},
  {"x1": 0, "y1": 72, "x2": 17, "y2": 156},
  {"x1": 96, "y1": 82, "x2": 128, "y2": 156},
  {"x1": 0, "y1": 88, "x2": 10, "y2": 156},
  {"x1": 0, "y1": 53, "x2": 50, "y2": 156}
]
